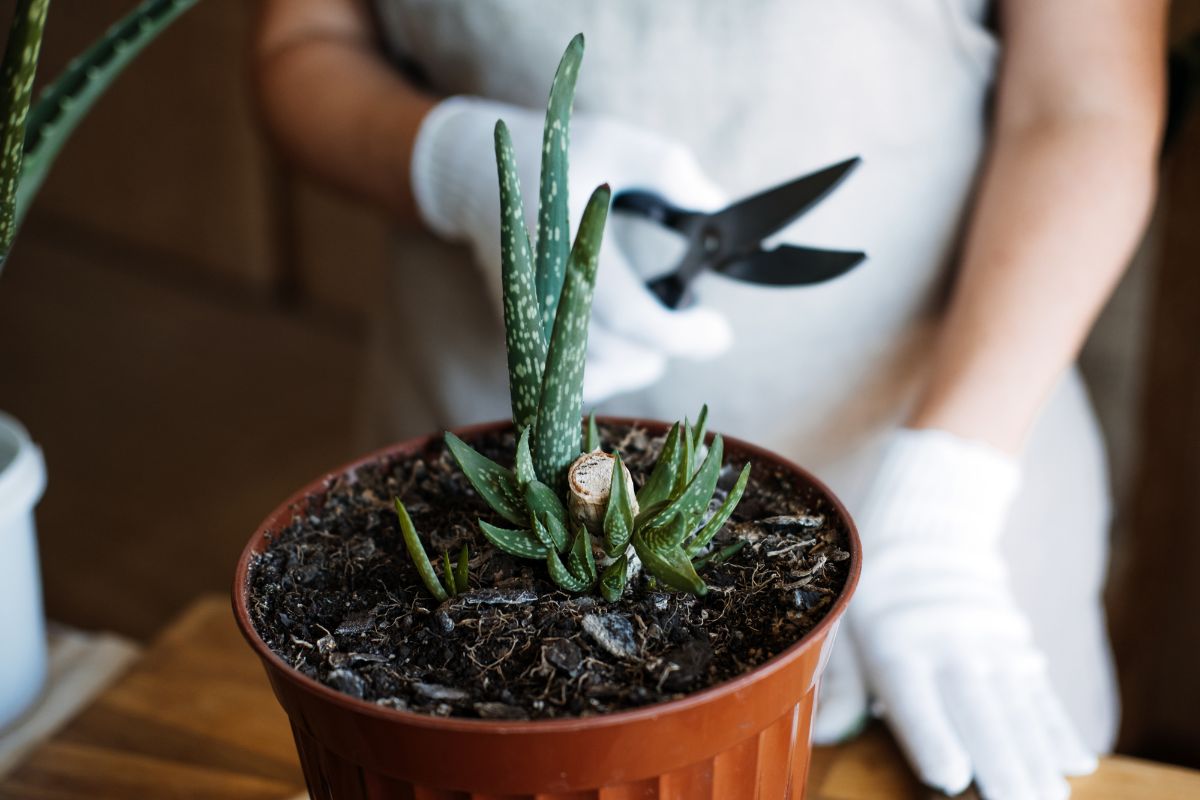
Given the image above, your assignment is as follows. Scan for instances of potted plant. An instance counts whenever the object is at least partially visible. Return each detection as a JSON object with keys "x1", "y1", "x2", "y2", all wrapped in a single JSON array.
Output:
[
  {"x1": 234, "y1": 36, "x2": 860, "y2": 798},
  {"x1": 0, "y1": 0, "x2": 199, "y2": 730}
]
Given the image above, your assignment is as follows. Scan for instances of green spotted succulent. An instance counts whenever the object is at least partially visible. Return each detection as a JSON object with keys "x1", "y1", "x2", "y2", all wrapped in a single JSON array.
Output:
[
  {"x1": 0, "y1": 0, "x2": 200, "y2": 272},
  {"x1": 399, "y1": 34, "x2": 750, "y2": 600}
]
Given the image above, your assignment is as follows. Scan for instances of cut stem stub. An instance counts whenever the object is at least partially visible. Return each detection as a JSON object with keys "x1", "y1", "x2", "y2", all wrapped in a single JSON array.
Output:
[{"x1": 568, "y1": 451, "x2": 638, "y2": 537}]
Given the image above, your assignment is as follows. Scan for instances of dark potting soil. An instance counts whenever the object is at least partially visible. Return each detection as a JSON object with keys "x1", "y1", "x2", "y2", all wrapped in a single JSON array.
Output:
[{"x1": 247, "y1": 424, "x2": 851, "y2": 720}]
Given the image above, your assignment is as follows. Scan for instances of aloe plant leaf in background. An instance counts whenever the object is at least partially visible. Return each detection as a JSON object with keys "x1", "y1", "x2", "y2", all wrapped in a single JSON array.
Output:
[{"x1": 0, "y1": 0, "x2": 201, "y2": 272}]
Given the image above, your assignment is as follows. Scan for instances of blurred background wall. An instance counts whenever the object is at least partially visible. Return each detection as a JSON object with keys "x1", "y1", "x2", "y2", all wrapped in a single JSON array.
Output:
[{"x1": 0, "y1": 0, "x2": 1196, "y2": 768}]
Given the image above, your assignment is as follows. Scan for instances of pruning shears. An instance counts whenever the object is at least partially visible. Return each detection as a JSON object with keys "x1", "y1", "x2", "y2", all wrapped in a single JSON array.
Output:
[{"x1": 612, "y1": 157, "x2": 866, "y2": 308}]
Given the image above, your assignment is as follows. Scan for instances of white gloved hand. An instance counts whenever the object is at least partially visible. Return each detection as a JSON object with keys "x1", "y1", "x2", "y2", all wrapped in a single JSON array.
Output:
[
  {"x1": 826, "y1": 428, "x2": 1097, "y2": 800},
  {"x1": 410, "y1": 96, "x2": 732, "y2": 404}
]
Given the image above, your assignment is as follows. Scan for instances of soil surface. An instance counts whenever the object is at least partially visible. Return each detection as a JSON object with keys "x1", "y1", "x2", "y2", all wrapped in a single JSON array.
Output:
[{"x1": 248, "y1": 424, "x2": 851, "y2": 720}]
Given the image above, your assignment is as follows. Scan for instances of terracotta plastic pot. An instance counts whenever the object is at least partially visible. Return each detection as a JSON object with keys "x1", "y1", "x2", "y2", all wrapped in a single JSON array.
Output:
[{"x1": 233, "y1": 418, "x2": 861, "y2": 799}]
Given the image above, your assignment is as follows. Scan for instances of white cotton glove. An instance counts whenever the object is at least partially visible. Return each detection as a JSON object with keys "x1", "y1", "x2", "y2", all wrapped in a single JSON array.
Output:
[
  {"x1": 817, "y1": 429, "x2": 1097, "y2": 800},
  {"x1": 410, "y1": 96, "x2": 733, "y2": 404}
]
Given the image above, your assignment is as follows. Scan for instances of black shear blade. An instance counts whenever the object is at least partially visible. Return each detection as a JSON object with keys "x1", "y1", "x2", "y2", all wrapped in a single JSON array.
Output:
[
  {"x1": 719, "y1": 245, "x2": 865, "y2": 287},
  {"x1": 708, "y1": 156, "x2": 860, "y2": 255}
]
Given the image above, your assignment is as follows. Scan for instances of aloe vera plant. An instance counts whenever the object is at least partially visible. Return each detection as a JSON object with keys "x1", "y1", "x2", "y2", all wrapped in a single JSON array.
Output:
[
  {"x1": 0, "y1": 0, "x2": 199, "y2": 271},
  {"x1": 430, "y1": 35, "x2": 751, "y2": 600}
]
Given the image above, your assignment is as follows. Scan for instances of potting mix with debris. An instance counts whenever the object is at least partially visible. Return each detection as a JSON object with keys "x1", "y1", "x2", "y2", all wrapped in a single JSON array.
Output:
[{"x1": 248, "y1": 423, "x2": 850, "y2": 719}]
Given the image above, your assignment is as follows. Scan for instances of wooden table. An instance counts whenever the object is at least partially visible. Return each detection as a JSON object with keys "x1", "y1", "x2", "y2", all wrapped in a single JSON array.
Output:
[{"x1": 2, "y1": 596, "x2": 1197, "y2": 800}]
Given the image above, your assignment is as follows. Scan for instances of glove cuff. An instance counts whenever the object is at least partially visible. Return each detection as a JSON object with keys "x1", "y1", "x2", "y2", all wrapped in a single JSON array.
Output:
[
  {"x1": 410, "y1": 95, "x2": 515, "y2": 241},
  {"x1": 855, "y1": 428, "x2": 1020, "y2": 551}
]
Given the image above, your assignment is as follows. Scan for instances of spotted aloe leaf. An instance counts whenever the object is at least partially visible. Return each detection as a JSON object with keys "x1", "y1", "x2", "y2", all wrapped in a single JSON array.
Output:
[
  {"x1": 637, "y1": 422, "x2": 682, "y2": 508},
  {"x1": 646, "y1": 435, "x2": 725, "y2": 539},
  {"x1": 495, "y1": 121, "x2": 548, "y2": 431},
  {"x1": 603, "y1": 452, "x2": 634, "y2": 556},
  {"x1": 546, "y1": 529, "x2": 596, "y2": 594},
  {"x1": 479, "y1": 519, "x2": 549, "y2": 559},
  {"x1": 515, "y1": 427, "x2": 536, "y2": 486},
  {"x1": 525, "y1": 480, "x2": 569, "y2": 551},
  {"x1": 532, "y1": 185, "x2": 611, "y2": 490},
  {"x1": 600, "y1": 553, "x2": 629, "y2": 602},
  {"x1": 686, "y1": 462, "x2": 751, "y2": 557},
  {"x1": 534, "y1": 32, "x2": 584, "y2": 341},
  {"x1": 567, "y1": 524, "x2": 597, "y2": 584},
  {"x1": 394, "y1": 499, "x2": 448, "y2": 602},
  {"x1": 0, "y1": 0, "x2": 48, "y2": 267},
  {"x1": 444, "y1": 432, "x2": 525, "y2": 526},
  {"x1": 634, "y1": 524, "x2": 707, "y2": 596},
  {"x1": 13, "y1": 0, "x2": 199, "y2": 240}
]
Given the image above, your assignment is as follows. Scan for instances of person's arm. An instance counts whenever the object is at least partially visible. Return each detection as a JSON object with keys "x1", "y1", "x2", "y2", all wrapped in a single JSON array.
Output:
[
  {"x1": 909, "y1": 0, "x2": 1167, "y2": 451},
  {"x1": 254, "y1": 0, "x2": 435, "y2": 220}
]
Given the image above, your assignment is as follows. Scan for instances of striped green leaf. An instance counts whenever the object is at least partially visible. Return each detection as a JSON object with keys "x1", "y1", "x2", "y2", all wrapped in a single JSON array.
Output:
[
  {"x1": 444, "y1": 432, "x2": 525, "y2": 526},
  {"x1": 524, "y1": 479, "x2": 569, "y2": 551},
  {"x1": 495, "y1": 120, "x2": 547, "y2": 431},
  {"x1": 454, "y1": 544, "x2": 470, "y2": 592},
  {"x1": 672, "y1": 418, "x2": 696, "y2": 501},
  {"x1": 646, "y1": 435, "x2": 725, "y2": 540},
  {"x1": 691, "y1": 404, "x2": 709, "y2": 467},
  {"x1": 515, "y1": 427, "x2": 536, "y2": 486},
  {"x1": 584, "y1": 411, "x2": 600, "y2": 453},
  {"x1": 567, "y1": 525, "x2": 597, "y2": 584},
  {"x1": 13, "y1": 0, "x2": 200, "y2": 240},
  {"x1": 442, "y1": 550, "x2": 457, "y2": 597},
  {"x1": 546, "y1": 547, "x2": 594, "y2": 593},
  {"x1": 532, "y1": 184, "x2": 610, "y2": 489},
  {"x1": 686, "y1": 462, "x2": 750, "y2": 557},
  {"x1": 637, "y1": 422, "x2": 682, "y2": 508},
  {"x1": 394, "y1": 498, "x2": 448, "y2": 602},
  {"x1": 534, "y1": 33, "x2": 584, "y2": 340},
  {"x1": 479, "y1": 519, "x2": 549, "y2": 559},
  {"x1": 634, "y1": 525, "x2": 707, "y2": 596},
  {"x1": 0, "y1": 0, "x2": 48, "y2": 267}
]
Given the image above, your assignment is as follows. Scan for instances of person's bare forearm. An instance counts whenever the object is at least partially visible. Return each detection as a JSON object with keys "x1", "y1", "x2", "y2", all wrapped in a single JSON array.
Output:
[
  {"x1": 908, "y1": 0, "x2": 1165, "y2": 452},
  {"x1": 255, "y1": 0, "x2": 435, "y2": 220}
]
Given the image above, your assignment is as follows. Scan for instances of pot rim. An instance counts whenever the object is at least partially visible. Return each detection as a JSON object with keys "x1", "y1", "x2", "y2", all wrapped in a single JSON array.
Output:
[{"x1": 232, "y1": 415, "x2": 860, "y2": 735}]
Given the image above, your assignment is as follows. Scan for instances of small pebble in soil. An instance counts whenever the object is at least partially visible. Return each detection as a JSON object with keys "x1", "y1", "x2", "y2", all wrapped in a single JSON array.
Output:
[
  {"x1": 544, "y1": 639, "x2": 583, "y2": 676},
  {"x1": 327, "y1": 668, "x2": 366, "y2": 699},
  {"x1": 760, "y1": 514, "x2": 826, "y2": 529},
  {"x1": 414, "y1": 682, "x2": 470, "y2": 702},
  {"x1": 582, "y1": 612, "x2": 639, "y2": 660}
]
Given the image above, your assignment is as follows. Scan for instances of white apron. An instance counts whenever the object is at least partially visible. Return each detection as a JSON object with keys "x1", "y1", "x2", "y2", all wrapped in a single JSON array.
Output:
[{"x1": 366, "y1": 0, "x2": 1117, "y2": 749}]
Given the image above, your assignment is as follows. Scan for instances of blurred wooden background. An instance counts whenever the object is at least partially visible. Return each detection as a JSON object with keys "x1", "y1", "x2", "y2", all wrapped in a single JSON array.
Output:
[{"x1": 0, "y1": 0, "x2": 1195, "y2": 768}]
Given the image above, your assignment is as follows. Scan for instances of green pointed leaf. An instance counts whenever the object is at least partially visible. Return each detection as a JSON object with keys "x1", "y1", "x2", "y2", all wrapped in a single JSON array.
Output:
[
  {"x1": 495, "y1": 120, "x2": 547, "y2": 431},
  {"x1": 633, "y1": 528, "x2": 708, "y2": 596},
  {"x1": 524, "y1": 478, "x2": 568, "y2": 527},
  {"x1": 394, "y1": 498, "x2": 447, "y2": 602},
  {"x1": 672, "y1": 419, "x2": 695, "y2": 501},
  {"x1": 455, "y1": 544, "x2": 470, "y2": 592},
  {"x1": 600, "y1": 554, "x2": 629, "y2": 602},
  {"x1": 603, "y1": 452, "x2": 634, "y2": 556},
  {"x1": 0, "y1": 0, "x2": 48, "y2": 267},
  {"x1": 12, "y1": 0, "x2": 201, "y2": 247},
  {"x1": 637, "y1": 422, "x2": 683, "y2": 508},
  {"x1": 515, "y1": 427, "x2": 536, "y2": 486},
  {"x1": 443, "y1": 550, "x2": 458, "y2": 597},
  {"x1": 646, "y1": 435, "x2": 725, "y2": 539},
  {"x1": 546, "y1": 546, "x2": 594, "y2": 593},
  {"x1": 691, "y1": 405, "x2": 709, "y2": 470},
  {"x1": 532, "y1": 185, "x2": 610, "y2": 489},
  {"x1": 534, "y1": 33, "x2": 584, "y2": 340},
  {"x1": 642, "y1": 509, "x2": 690, "y2": 552},
  {"x1": 567, "y1": 525, "x2": 597, "y2": 583},
  {"x1": 693, "y1": 538, "x2": 747, "y2": 571},
  {"x1": 686, "y1": 462, "x2": 750, "y2": 557},
  {"x1": 530, "y1": 512, "x2": 556, "y2": 550},
  {"x1": 584, "y1": 412, "x2": 601, "y2": 453},
  {"x1": 444, "y1": 432, "x2": 525, "y2": 526},
  {"x1": 478, "y1": 519, "x2": 549, "y2": 559}
]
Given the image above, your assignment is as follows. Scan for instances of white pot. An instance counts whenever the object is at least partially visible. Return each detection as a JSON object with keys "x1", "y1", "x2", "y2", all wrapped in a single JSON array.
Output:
[{"x1": 0, "y1": 412, "x2": 48, "y2": 731}]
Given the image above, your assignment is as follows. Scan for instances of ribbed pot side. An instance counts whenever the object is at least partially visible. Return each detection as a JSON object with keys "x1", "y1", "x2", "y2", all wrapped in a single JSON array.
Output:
[{"x1": 233, "y1": 417, "x2": 861, "y2": 799}]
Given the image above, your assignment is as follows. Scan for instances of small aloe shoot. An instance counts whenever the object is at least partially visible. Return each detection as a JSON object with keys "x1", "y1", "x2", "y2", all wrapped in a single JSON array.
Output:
[
  {"x1": 394, "y1": 499, "x2": 470, "y2": 602},
  {"x1": 440, "y1": 35, "x2": 753, "y2": 599}
]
